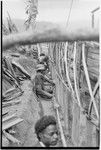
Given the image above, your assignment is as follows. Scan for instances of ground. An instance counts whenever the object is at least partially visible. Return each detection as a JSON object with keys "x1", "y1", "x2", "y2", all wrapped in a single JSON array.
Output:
[{"x1": 3, "y1": 79, "x2": 58, "y2": 147}]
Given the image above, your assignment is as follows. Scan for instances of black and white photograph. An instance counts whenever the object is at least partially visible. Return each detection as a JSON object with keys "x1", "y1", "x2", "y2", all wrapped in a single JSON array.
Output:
[{"x1": 1, "y1": 0, "x2": 100, "y2": 148}]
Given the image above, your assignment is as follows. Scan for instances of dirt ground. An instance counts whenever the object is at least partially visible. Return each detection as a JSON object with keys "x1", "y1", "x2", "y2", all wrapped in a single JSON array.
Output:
[{"x1": 3, "y1": 79, "x2": 58, "y2": 147}]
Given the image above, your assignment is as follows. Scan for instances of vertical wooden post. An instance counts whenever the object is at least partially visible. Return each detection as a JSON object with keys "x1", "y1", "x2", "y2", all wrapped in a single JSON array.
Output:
[{"x1": 92, "y1": 13, "x2": 94, "y2": 28}]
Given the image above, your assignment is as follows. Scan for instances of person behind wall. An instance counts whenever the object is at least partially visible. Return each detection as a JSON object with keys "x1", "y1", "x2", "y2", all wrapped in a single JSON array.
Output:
[
  {"x1": 35, "y1": 115, "x2": 59, "y2": 147},
  {"x1": 38, "y1": 53, "x2": 52, "y2": 83},
  {"x1": 33, "y1": 64, "x2": 55, "y2": 100},
  {"x1": 38, "y1": 53, "x2": 49, "y2": 72}
]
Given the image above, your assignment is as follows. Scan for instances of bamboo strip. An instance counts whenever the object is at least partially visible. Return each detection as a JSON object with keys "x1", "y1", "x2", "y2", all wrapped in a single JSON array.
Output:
[
  {"x1": 55, "y1": 70, "x2": 70, "y2": 91},
  {"x1": 3, "y1": 69, "x2": 19, "y2": 87},
  {"x1": 37, "y1": 44, "x2": 41, "y2": 58},
  {"x1": 87, "y1": 59, "x2": 99, "y2": 66},
  {"x1": 12, "y1": 60, "x2": 30, "y2": 78},
  {"x1": 58, "y1": 45, "x2": 61, "y2": 76},
  {"x1": 3, "y1": 130, "x2": 21, "y2": 144},
  {"x1": 3, "y1": 87, "x2": 17, "y2": 96},
  {"x1": 2, "y1": 118, "x2": 23, "y2": 131},
  {"x1": 49, "y1": 56, "x2": 70, "y2": 91},
  {"x1": 56, "y1": 108, "x2": 67, "y2": 147},
  {"x1": 3, "y1": 99, "x2": 21, "y2": 107},
  {"x1": 86, "y1": 41, "x2": 99, "y2": 48},
  {"x1": 82, "y1": 43, "x2": 99, "y2": 120},
  {"x1": 87, "y1": 49, "x2": 99, "y2": 54},
  {"x1": 4, "y1": 58, "x2": 16, "y2": 77},
  {"x1": 88, "y1": 70, "x2": 99, "y2": 77},
  {"x1": 2, "y1": 113, "x2": 16, "y2": 122},
  {"x1": 87, "y1": 53, "x2": 99, "y2": 60},
  {"x1": 86, "y1": 114, "x2": 99, "y2": 130},
  {"x1": 64, "y1": 42, "x2": 77, "y2": 104},
  {"x1": 64, "y1": 42, "x2": 73, "y2": 92},
  {"x1": 2, "y1": 112, "x2": 8, "y2": 116},
  {"x1": 3, "y1": 91, "x2": 23, "y2": 101},
  {"x1": 53, "y1": 89, "x2": 67, "y2": 147},
  {"x1": 73, "y1": 42, "x2": 81, "y2": 107}
]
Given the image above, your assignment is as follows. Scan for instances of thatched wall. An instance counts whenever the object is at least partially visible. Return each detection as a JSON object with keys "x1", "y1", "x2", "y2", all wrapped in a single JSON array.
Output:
[{"x1": 48, "y1": 41, "x2": 99, "y2": 147}]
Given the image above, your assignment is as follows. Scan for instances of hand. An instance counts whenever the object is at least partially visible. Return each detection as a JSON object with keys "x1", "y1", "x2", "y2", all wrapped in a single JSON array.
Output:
[
  {"x1": 52, "y1": 82, "x2": 56, "y2": 86},
  {"x1": 52, "y1": 80, "x2": 56, "y2": 86}
]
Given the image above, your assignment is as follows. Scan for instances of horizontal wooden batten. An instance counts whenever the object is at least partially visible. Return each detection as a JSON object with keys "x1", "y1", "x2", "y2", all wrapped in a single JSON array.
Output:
[{"x1": 2, "y1": 117, "x2": 23, "y2": 131}]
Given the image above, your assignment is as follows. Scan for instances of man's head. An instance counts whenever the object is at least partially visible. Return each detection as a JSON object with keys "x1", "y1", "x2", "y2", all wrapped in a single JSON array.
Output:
[
  {"x1": 35, "y1": 115, "x2": 58, "y2": 147},
  {"x1": 40, "y1": 53, "x2": 45, "y2": 57},
  {"x1": 39, "y1": 53, "x2": 49, "y2": 63},
  {"x1": 36, "y1": 64, "x2": 46, "y2": 73}
]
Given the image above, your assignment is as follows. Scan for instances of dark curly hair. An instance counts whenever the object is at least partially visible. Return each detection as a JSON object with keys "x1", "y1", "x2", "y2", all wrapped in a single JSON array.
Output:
[
  {"x1": 40, "y1": 53, "x2": 45, "y2": 56},
  {"x1": 35, "y1": 115, "x2": 56, "y2": 140}
]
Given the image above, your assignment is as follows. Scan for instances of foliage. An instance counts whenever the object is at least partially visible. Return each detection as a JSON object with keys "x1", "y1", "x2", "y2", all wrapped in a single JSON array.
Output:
[{"x1": 24, "y1": 0, "x2": 38, "y2": 30}]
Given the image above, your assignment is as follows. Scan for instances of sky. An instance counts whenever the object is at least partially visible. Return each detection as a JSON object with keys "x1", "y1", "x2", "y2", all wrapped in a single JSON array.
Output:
[{"x1": 3, "y1": 0, "x2": 100, "y2": 28}]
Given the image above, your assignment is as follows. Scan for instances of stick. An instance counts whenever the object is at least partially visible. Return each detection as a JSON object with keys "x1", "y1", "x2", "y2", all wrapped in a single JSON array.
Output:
[
  {"x1": 3, "y1": 91, "x2": 23, "y2": 102},
  {"x1": 56, "y1": 107, "x2": 67, "y2": 147},
  {"x1": 73, "y1": 42, "x2": 81, "y2": 107},
  {"x1": 53, "y1": 90, "x2": 67, "y2": 147},
  {"x1": 3, "y1": 87, "x2": 17, "y2": 96},
  {"x1": 3, "y1": 130, "x2": 21, "y2": 144},
  {"x1": 12, "y1": 60, "x2": 30, "y2": 79},
  {"x1": 52, "y1": 84, "x2": 67, "y2": 147},
  {"x1": 2, "y1": 113, "x2": 16, "y2": 122},
  {"x1": 64, "y1": 42, "x2": 77, "y2": 104},
  {"x1": 2, "y1": 118, "x2": 23, "y2": 131},
  {"x1": 3, "y1": 99, "x2": 21, "y2": 107}
]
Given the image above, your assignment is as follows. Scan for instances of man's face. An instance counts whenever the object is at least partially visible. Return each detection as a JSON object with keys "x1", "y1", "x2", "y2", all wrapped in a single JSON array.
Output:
[
  {"x1": 39, "y1": 56, "x2": 45, "y2": 62},
  {"x1": 40, "y1": 124, "x2": 58, "y2": 147}
]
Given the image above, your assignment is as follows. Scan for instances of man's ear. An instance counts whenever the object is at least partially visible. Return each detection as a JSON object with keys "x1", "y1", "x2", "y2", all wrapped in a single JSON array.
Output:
[{"x1": 39, "y1": 132, "x2": 43, "y2": 140}]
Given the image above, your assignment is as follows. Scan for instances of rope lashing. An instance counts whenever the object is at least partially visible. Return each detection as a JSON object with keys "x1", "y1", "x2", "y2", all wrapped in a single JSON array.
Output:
[
  {"x1": 3, "y1": 27, "x2": 99, "y2": 49},
  {"x1": 82, "y1": 43, "x2": 99, "y2": 120},
  {"x1": 88, "y1": 78, "x2": 99, "y2": 116}
]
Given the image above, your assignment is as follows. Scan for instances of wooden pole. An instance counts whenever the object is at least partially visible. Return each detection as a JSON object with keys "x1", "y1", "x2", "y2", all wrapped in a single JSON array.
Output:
[
  {"x1": 49, "y1": 56, "x2": 70, "y2": 91},
  {"x1": 64, "y1": 42, "x2": 73, "y2": 92},
  {"x1": 73, "y1": 42, "x2": 81, "y2": 107},
  {"x1": 64, "y1": 42, "x2": 77, "y2": 104},
  {"x1": 53, "y1": 96, "x2": 67, "y2": 147},
  {"x1": 92, "y1": 13, "x2": 94, "y2": 28}
]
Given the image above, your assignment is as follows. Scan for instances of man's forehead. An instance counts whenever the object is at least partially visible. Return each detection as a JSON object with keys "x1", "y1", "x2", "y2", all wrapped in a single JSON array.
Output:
[{"x1": 44, "y1": 124, "x2": 57, "y2": 133}]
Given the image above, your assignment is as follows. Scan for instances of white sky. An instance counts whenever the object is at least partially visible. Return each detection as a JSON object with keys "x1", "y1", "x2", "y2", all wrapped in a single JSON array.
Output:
[{"x1": 3, "y1": 0, "x2": 100, "y2": 27}]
